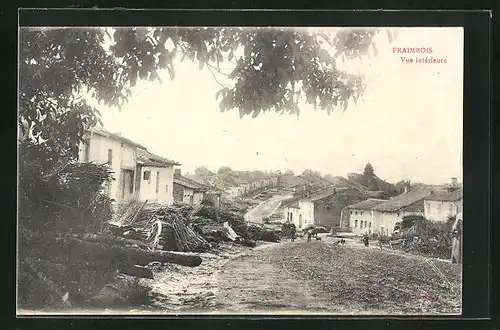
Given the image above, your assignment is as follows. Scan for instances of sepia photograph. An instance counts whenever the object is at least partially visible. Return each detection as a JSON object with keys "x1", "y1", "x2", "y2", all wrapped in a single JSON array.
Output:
[{"x1": 18, "y1": 25, "x2": 463, "y2": 315}]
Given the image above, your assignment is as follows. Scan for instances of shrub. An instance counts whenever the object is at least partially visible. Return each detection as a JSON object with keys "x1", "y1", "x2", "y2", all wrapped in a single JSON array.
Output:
[{"x1": 18, "y1": 141, "x2": 115, "y2": 232}]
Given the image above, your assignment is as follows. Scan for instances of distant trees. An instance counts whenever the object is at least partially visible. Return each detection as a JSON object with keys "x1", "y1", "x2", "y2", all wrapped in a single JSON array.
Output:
[
  {"x1": 363, "y1": 163, "x2": 374, "y2": 177},
  {"x1": 194, "y1": 166, "x2": 214, "y2": 177},
  {"x1": 284, "y1": 170, "x2": 295, "y2": 176},
  {"x1": 324, "y1": 174, "x2": 335, "y2": 182},
  {"x1": 217, "y1": 166, "x2": 233, "y2": 174},
  {"x1": 301, "y1": 169, "x2": 322, "y2": 178}
]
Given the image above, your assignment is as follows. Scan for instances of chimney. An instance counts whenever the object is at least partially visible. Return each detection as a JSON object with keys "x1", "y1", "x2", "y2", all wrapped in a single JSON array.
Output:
[
  {"x1": 403, "y1": 185, "x2": 408, "y2": 194},
  {"x1": 174, "y1": 168, "x2": 181, "y2": 176}
]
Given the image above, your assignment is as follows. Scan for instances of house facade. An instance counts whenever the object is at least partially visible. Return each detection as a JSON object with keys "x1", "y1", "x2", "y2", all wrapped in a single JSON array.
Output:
[
  {"x1": 345, "y1": 199, "x2": 388, "y2": 235},
  {"x1": 136, "y1": 149, "x2": 179, "y2": 204},
  {"x1": 370, "y1": 186, "x2": 444, "y2": 236},
  {"x1": 222, "y1": 176, "x2": 278, "y2": 199},
  {"x1": 282, "y1": 198, "x2": 315, "y2": 229},
  {"x1": 282, "y1": 187, "x2": 370, "y2": 230},
  {"x1": 424, "y1": 187, "x2": 463, "y2": 222},
  {"x1": 78, "y1": 127, "x2": 179, "y2": 205},
  {"x1": 173, "y1": 169, "x2": 206, "y2": 205}
]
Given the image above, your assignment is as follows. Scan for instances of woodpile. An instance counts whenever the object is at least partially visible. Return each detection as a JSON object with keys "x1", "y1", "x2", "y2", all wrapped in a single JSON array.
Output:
[{"x1": 111, "y1": 201, "x2": 283, "y2": 252}]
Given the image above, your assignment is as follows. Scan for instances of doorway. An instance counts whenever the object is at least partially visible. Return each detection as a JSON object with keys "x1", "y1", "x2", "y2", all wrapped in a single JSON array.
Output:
[{"x1": 121, "y1": 169, "x2": 135, "y2": 200}]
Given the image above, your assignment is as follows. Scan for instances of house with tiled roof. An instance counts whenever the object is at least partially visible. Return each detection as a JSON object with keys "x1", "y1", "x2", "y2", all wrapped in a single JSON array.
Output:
[
  {"x1": 344, "y1": 199, "x2": 388, "y2": 234},
  {"x1": 370, "y1": 185, "x2": 447, "y2": 236},
  {"x1": 78, "y1": 126, "x2": 180, "y2": 205},
  {"x1": 173, "y1": 169, "x2": 206, "y2": 206},
  {"x1": 424, "y1": 185, "x2": 463, "y2": 222},
  {"x1": 282, "y1": 186, "x2": 372, "y2": 230}
]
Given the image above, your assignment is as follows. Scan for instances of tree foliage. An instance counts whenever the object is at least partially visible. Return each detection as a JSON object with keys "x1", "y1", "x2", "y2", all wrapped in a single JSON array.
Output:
[
  {"x1": 217, "y1": 166, "x2": 233, "y2": 174},
  {"x1": 363, "y1": 162, "x2": 374, "y2": 177},
  {"x1": 109, "y1": 27, "x2": 393, "y2": 118},
  {"x1": 301, "y1": 169, "x2": 322, "y2": 178},
  {"x1": 194, "y1": 166, "x2": 214, "y2": 177},
  {"x1": 19, "y1": 26, "x2": 396, "y2": 166}
]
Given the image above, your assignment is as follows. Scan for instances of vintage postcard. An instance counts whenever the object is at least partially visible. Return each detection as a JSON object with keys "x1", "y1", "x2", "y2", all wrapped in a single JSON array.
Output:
[{"x1": 18, "y1": 26, "x2": 463, "y2": 315}]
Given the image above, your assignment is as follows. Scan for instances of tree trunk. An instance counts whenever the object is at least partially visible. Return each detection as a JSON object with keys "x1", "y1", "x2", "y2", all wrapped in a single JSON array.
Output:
[
  {"x1": 64, "y1": 237, "x2": 203, "y2": 267},
  {"x1": 118, "y1": 265, "x2": 154, "y2": 279}
]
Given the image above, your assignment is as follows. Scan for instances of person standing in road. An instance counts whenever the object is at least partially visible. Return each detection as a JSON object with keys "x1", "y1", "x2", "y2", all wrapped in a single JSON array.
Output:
[
  {"x1": 290, "y1": 223, "x2": 297, "y2": 242},
  {"x1": 363, "y1": 233, "x2": 369, "y2": 247},
  {"x1": 307, "y1": 228, "x2": 314, "y2": 242}
]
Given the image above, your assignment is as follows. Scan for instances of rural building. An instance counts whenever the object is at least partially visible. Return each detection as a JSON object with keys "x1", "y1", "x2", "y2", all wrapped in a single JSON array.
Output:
[
  {"x1": 282, "y1": 187, "x2": 371, "y2": 230},
  {"x1": 217, "y1": 172, "x2": 278, "y2": 199},
  {"x1": 173, "y1": 169, "x2": 206, "y2": 205},
  {"x1": 370, "y1": 186, "x2": 442, "y2": 236},
  {"x1": 278, "y1": 175, "x2": 311, "y2": 194},
  {"x1": 424, "y1": 186, "x2": 463, "y2": 222},
  {"x1": 78, "y1": 127, "x2": 180, "y2": 204},
  {"x1": 345, "y1": 199, "x2": 388, "y2": 235},
  {"x1": 282, "y1": 196, "x2": 315, "y2": 229}
]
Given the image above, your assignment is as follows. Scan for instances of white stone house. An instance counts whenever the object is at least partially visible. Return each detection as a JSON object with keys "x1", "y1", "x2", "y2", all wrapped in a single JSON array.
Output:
[
  {"x1": 78, "y1": 127, "x2": 180, "y2": 204},
  {"x1": 345, "y1": 199, "x2": 388, "y2": 235},
  {"x1": 424, "y1": 187, "x2": 463, "y2": 222},
  {"x1": 370, "y1": 186, "x2": 443, "y2": 236}
]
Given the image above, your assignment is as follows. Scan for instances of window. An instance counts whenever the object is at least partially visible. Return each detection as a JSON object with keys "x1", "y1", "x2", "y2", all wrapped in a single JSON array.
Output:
[
  {"x1": 165, "y1": 184, "x2": 169, "y2": 193},
  {"x1": 369, "y1": 222, "x2": 372, "y2": 228},
  {"x1": 360, "y1": 211, "x2": 364, "y2": 216},
  {"x1": 350, "y1": 211, "x2": 352, "y2": 215},
  {"x1": 156, "y1": 171, "x2": 160, "y2": 193},
  {"x1": 355, "y1": 211, "x2": 358, "y2": 215},
  {"x1": 427, "y1": 202, "x2": 431, "y2": 212},
  {"x1": 355, "y1": 220, "x2": 358, "y2": 228},
  {"x1": 437, "y1": 204, "x2": 442, "y2": 213},
  {"x1": 449, "y1": 203, "x2": 454, "y2": 214},
  {"x1": 143, "y1": 170, "x2": 151, "y2": 181},
  {"x1": 107, "y1": 149, "x2": 113, "y2": 165}
]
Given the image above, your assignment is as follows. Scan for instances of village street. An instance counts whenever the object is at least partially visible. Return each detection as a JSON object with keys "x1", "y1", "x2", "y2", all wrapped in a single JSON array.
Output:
[
  {"x1": 244, "y1": 194, "x2": 293, "y2": 223},
  {"x1": 147, "y1": 238, "x2": 462, "y2": 315}
]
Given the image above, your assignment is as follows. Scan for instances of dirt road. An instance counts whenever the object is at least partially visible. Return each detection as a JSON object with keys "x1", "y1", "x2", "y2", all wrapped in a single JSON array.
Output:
[
  {"x1": 244, "y1": 195, "x2": 292, "y2": 223},
  {"x1": 216, "y1": 238, "x2": 462, "y2": 315},
  {"x1": 147, "y1": 238, "x2": 461, "y2": 315}
]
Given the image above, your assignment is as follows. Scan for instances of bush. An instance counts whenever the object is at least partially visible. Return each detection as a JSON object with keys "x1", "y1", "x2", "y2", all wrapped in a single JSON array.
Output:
[{"x1": 18, "y1": 141, "x2": 115, "y2": 232}]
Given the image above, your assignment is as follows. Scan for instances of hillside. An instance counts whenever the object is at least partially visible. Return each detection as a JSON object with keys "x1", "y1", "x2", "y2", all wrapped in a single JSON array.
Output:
[
  {"x1": 187, "y1": 170, "x2": 276, "y2": 189},
  {"x1": 324, "y1": 175, "x2": 369, "y2": 191},
  {"x1": 347, "y1": 173, "x2": 399, "y2": 198}
]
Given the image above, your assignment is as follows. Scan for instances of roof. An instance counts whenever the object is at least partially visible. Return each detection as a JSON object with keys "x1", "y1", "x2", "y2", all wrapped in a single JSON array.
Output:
[
  {"x1": 282, "y1": 187, "x2": 353, "y2": 206},
  {"x1": 308, "y1": 187, "x2": 342, "y2": 201},
  {"x1": 347, "y1": 199, "x2": 388, "y2": 210},
  {"x1": 174, "y1": 174, "x2": 206, "y2": 191},
  {"x1": 89, "y1": 127, "x2": 147, "y2": 150},
  {"x1": 424, "y1": 187, "x2": 463, "y2": 202},
  {"x1": 136, "y1": 148, "x2": 180, "y2": 167},
  {"x1": 372, "y1": 186, "x2": 443, "y2": 212}
]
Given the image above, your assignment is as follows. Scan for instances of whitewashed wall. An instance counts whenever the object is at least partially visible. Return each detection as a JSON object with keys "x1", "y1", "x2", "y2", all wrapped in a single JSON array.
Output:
[{"x1": 138, "y1": 165, "x2": 174, "y2": 204}]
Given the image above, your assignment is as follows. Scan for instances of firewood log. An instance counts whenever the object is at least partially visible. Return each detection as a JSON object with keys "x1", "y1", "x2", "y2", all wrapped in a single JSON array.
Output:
[{"x1": 63, "y1": 237, "x2": 202, "y2": 267}]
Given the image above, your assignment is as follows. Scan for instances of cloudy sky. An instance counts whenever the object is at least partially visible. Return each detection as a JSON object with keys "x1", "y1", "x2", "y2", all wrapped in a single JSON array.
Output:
[{"x1": 88, "y1": 27, "x2": 463, "y2": 185}]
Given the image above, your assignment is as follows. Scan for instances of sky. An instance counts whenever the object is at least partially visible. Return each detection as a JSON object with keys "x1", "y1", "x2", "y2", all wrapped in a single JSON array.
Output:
[{"x1": 86, "y1": 27, "x2": 463, "y2": 185}]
